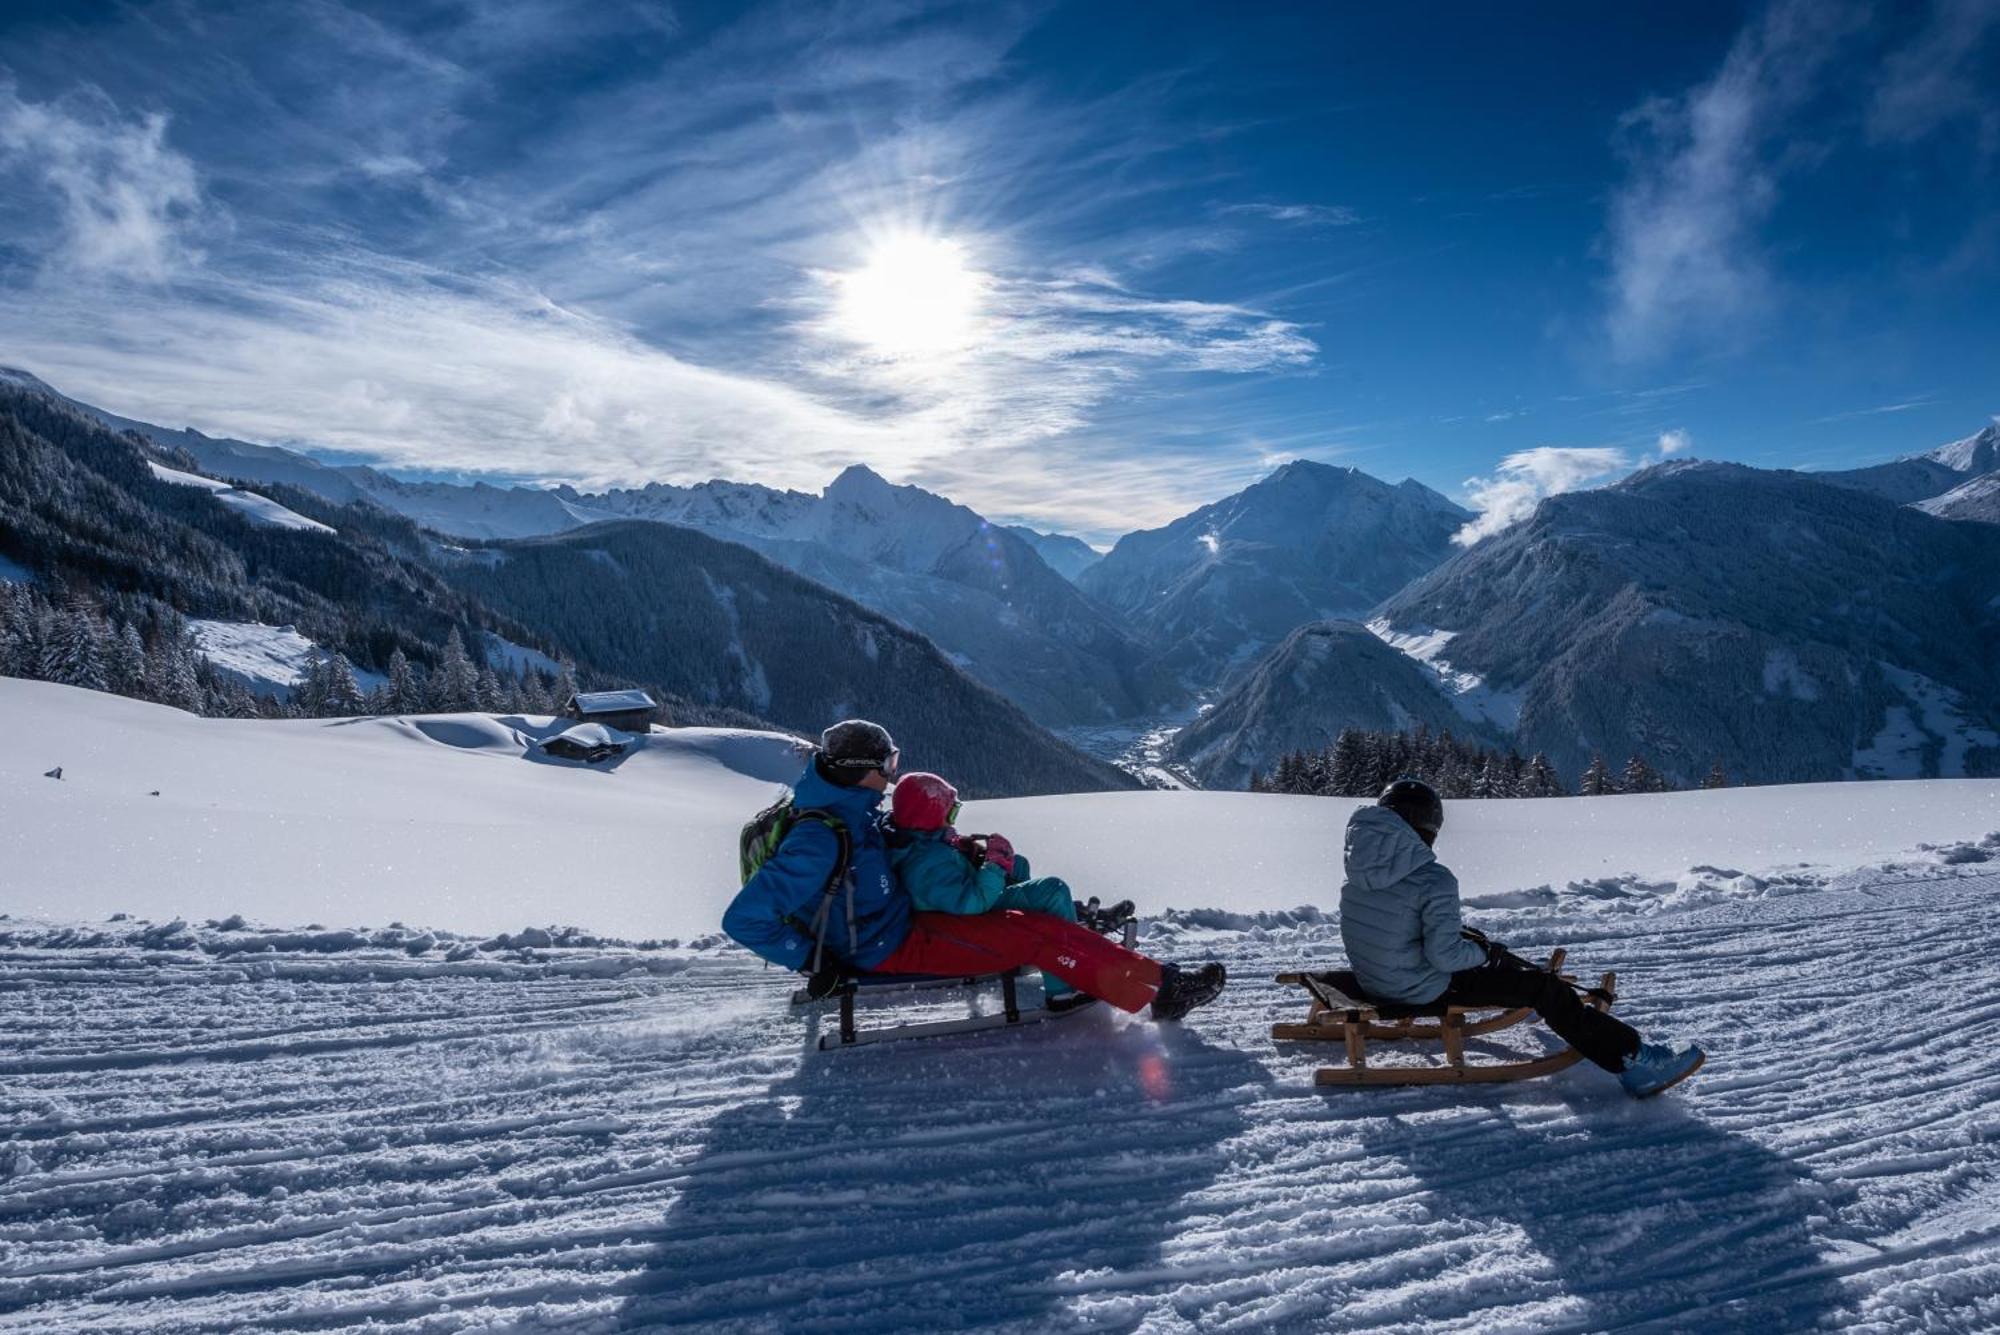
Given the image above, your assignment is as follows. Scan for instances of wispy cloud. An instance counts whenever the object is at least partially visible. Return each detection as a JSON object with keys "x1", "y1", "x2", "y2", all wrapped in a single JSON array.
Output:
[
  {"x1": 1810, "y1": 397, "x2": 1939, "y2": 424},
  {"x1": 0, "y1": 82, "x2": 209, "y2": 280},
  {"x1": 1602, "y1": 1, "x2": 1864, "y2": 360},
  {"x1": 1868, "y1": 0, "x2": 2000, "y2": 150},
  {"x1": 0, "y1": 5, "x2": 1325, "y2": 530},
  {"x1": 1214, "y1": 202, "x2": 1360, "y2": 227},
  {"x1": 1655, "y1": 428, "x2": 1692, "y2": 456},
  {"x1": 1453, "y1": 445, "x2": 1630, "y2": 546}
]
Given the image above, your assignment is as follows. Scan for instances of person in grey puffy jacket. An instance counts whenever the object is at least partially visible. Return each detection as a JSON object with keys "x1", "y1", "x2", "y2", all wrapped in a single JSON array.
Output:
[{"x1": 1339, "y1": 778, "x2": 1704, "y2": 1098}]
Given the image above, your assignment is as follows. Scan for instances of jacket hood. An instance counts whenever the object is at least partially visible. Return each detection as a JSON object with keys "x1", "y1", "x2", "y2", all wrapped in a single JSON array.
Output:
[
  {"x1": 791, "y1": 760, "x2": 886, "y2": 824},
  {"x1": 1343, "y1": 804, "x2": 1436, "y2": 891}
]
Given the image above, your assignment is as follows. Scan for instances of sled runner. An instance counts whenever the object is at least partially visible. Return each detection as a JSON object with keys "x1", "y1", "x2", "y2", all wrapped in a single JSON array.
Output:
[
  {"x1": 799, "y1": 917, "x2": 1138, "y2": 1051},
  {"x1": 1273, "y1": 949, "x2": 1618, "y2": 1086}
]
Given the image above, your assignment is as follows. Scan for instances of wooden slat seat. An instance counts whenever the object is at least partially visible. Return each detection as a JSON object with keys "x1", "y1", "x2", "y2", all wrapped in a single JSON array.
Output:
[{"x1": 1271, "y1": 949, "x2": 1618, "y2": 1087}]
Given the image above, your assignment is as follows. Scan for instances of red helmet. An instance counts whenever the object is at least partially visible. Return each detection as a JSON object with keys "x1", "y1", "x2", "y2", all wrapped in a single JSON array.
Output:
[{"x1": 891, "y1": 772, "x2": 960, "y2": 832}]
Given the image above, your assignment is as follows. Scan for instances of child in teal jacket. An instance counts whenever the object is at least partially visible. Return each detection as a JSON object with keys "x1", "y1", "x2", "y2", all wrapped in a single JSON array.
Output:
[{"x1": 885, "y1": 771, "x2": 1085, "y2": 1001}]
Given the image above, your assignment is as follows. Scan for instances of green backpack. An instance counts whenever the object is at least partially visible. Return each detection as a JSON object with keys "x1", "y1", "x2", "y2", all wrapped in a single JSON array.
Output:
[{"x1": 739, "y1": 796, "x2": 854, "y2": 970}]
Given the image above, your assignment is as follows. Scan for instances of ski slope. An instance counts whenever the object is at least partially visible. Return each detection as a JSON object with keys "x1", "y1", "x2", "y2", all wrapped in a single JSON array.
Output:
[{"x1": 4, "y1": 680, "x2": 2000, "y2": 1331}]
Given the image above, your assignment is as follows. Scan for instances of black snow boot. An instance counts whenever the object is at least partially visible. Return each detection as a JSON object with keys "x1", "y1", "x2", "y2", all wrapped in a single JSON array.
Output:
[
  {"x1": 1151, "y1": 962, "x2": 1226, "y2": 1022},
  {"x1": 1075, "y1": 897, "x2": 1137, "y2": 934}
]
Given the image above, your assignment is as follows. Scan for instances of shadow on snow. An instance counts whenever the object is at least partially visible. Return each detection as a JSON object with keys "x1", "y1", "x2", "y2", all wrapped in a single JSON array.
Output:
[{"x1": 609, "y1": 1012, "x2": 1272, "y2": 1332}]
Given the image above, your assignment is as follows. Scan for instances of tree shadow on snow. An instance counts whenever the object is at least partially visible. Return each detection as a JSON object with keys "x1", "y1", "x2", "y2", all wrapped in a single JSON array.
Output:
[
  {"x1": 1354, "y1": 1077, "x2": 1854, "y2": 1331},
  {"x1": 609, "y1": 1012, "x2": 1271, "y2": 1332}
]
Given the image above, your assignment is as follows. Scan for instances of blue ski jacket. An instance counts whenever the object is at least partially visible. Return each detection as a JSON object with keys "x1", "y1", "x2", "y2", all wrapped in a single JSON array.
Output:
[
  {"x1": 1338, "y1": 805, "x2": 1487, "y2": 1004},
  {"x1": 721, "y1": 760, "x2": 910, "y2": 972}
]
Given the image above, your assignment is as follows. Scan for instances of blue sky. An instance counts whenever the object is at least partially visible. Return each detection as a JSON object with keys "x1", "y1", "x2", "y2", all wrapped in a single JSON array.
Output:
[{"x1": 1, "y1": 0, "x2": 1995, "y2": 543}]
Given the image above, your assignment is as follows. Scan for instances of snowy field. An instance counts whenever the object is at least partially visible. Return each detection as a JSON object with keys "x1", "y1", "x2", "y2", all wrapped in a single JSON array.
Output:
[{"x1": 5, "y1": 680, "x2": 2000, "y2": 1331}]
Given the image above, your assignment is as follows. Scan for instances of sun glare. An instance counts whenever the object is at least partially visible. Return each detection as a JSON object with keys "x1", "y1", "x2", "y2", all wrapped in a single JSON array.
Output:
[{"x1": 834, "y1": 231, "x2": 984, "y2": 359}]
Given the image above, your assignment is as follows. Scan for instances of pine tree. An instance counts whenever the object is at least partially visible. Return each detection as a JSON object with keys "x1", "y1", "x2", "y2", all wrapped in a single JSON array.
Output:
[
  {"x1": 1579, "y1": 753, "x2": 1618, "y2": 796},
  {"x1": 151, "y1": 631, "x2": 205, "y2": 713},
  {"x1": 519, "y1": 666, "x2": 553, "y2": 715},
  {"x1": 1701, "y1": 758, "x2": 1729, "y2": 789},
  {"x1": 1622, "y1": 754, "x2": 1664, "y2": 795},
  {"x1": 294, "y1": 649, "x2": 328, "y2": 716},
  {"x1": 107, "y1": 621, "x2": 147, "y2": 697},
  {"x1": 553, "y1": 656, "x2": 579, "y2": 711},
  {"x1": 386, "y1": 647, "x2": 423, "y2": 714},
  {"x1": 0, "y1": 585, "x2": 29, "y2": 676},
  {"x1": 322, "y1": 653, "x2": 363, "y2": 716},
  {"x1": 1520, "y1": 752, "x2": 1565, "y2": 798},
  {"x1": 431, "y1": 628, "x2": 480, "y2": 712},
  {"x1": 40, "y1": 604, "x2": 107, "y2": 691},
  {"x1": 475, "y1": 665, "x2": 504, "y2": 713},
  {"x1": 1327, "y1": 728, "x2": 1365, "y2": 796},
  {"x1": 1472, "y1": 754, "x2": 1500, "y2": 799}
]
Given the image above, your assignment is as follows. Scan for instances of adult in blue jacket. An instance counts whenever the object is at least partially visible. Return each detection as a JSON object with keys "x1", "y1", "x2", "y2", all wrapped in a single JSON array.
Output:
[
  {"x1": 723, "y1": 720, "x2": 1227, "y2": 1020},
  {"x1": 1339, "y1": 778, "x2": 1704, "y2": 1098}
]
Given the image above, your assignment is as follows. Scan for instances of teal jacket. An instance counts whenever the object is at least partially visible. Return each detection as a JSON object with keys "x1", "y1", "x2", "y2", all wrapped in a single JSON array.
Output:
[{"x1": 887, "y1": 828, "x2": 1032, "y2": 915}]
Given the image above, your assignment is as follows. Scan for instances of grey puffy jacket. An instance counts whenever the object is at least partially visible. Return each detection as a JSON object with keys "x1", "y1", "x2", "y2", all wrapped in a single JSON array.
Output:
[{"x1": 1338, "y1": 805, "x2": 1487, "y2": 1004}]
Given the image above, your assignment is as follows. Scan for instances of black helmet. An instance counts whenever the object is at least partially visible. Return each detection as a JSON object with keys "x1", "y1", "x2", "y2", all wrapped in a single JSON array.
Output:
[
  {"x1": 1377, "y1": 776, "x2": 1443, "y2": 838},
  {"x1": 819, "y1": 718, "x2": 898, "y2": 779}
]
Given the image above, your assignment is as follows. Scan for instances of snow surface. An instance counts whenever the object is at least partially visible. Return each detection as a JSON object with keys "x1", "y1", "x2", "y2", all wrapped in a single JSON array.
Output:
[
  {"x1": 6, "y1": 678, "x2": 2000, "y2": 1331},
  {"x1": 6, "y1": 677, "x2": 2000, "y2": 941},
  {"x1": 188, "y1": 619, "x2": 388, "y2": 698},
  {"x1": 147, "y1": 460, "x2": 336, "y2": 534},
  {"x1": 480, "y1": 630, "x2": 561, "y2": 678},
  {"x1": 1366, "y1": 617, "x2": 1525, "y2": 732}
]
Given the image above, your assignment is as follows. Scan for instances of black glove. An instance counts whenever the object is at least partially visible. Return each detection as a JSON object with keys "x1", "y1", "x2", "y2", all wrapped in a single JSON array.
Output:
[
  {"x1": 1461, "y1": 926, "x2": 1508, "y2": 966},
  {"x1": 801, "y1": 963, "x2": 847, "y2": 1001}
]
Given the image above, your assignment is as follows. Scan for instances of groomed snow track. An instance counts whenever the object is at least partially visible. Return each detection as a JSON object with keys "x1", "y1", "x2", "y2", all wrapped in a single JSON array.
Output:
[{"x1": 4, "y1": 868, "x2": 2000, "y2": 1331}]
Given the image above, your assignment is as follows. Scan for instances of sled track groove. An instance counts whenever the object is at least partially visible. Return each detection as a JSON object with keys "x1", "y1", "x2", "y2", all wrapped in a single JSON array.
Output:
[{"x1": 3, "y1": 871, "x2": 1998, "y2": 1331}]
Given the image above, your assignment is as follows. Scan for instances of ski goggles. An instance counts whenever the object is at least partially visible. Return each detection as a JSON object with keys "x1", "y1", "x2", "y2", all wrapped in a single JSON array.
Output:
[
  {"x1": 826, "y1": 746, "x2": 900, "y2": 776},
  {"x1": 946, "y1": 800, "x2": 962, "y2": 827}
]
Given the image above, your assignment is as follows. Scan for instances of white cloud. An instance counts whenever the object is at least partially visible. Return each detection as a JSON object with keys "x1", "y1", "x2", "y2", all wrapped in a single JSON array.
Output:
[
  {"x1": 1656, "y1": 428, "x2": 1692, "y2": 456},
  {"x1": 1453, "y1": 446, "x2": 1630, "y2": 547},
  {"x1": 1215, "y1": 202, "x2": 1360, "y2": 227},
  {"x1": 1602, "y1": 1, "x2": 1863, "y2": 360},
  {"x1": 0, "y1": 84, "x2": 208, "y2": 281}
]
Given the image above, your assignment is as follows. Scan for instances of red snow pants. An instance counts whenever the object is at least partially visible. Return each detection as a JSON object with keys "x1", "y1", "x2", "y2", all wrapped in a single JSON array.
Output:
[{"x1": 875, "y1": 910, "x2": 1164, "y2": 1014}]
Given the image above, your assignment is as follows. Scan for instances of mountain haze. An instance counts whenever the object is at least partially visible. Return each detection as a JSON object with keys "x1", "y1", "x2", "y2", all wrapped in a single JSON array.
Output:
[
  {"x1": 1078, "y1": 461, "x2": 1471, "y2": 686},
  {"x1": 1368, "y1": 461, "x2": 2000, "y2": 785},
  {"x1": 1168, "y1": 619, "x2": 1492, "y2": 789},
  {"x1": 440, "y1": 520, "x2": 1142, "y2": 797},
  {"x1": 1819, "y1": 424, "x2": 2000, "y2": 505}
]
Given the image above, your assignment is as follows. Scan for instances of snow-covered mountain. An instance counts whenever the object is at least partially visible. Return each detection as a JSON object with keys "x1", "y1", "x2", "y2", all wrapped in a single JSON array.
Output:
[
  {"x1": 1820, "y1": 422, "x2": 2000, "y2": 505},
  {"x1": 1005, "y1": 524, "x2": 1103, "y2": 581},
  {"x1": 570, "y1": 465, "x2": 1167, "y2": 725},
  {"x1": 439, "y1": 519, "x2": 1141, "y2": 797},
  {"x1": 1917, "y1": 468, "x2": 2000, "y2": 524},
  {"x1": 0, "y1": 368, "x2": 1160, "y2": 726},
  {"x1": 1168, "y1": 619, "x2": 1494, "y2": 789},
  {"x1": 1078, "y1": 461, "x2": 1472, "y2": 686},
  {"x1": 0, "y1": 378, "x2": 1129, "y2": 795},
  {"x1": 1361, "y1": 460, "x2": 2000, "y2": 786}
]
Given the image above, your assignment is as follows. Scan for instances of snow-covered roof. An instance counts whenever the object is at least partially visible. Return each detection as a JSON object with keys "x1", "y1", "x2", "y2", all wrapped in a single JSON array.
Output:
[
  {"x1": 569, "y1": 689, "x2": 657, "y2": 714},
  {"x1": 545, "y1": 721, "x2": 635, "y2": 749}
]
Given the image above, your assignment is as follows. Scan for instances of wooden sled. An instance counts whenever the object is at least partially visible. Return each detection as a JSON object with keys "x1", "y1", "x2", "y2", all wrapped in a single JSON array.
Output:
[
  {"x1": 1273, "y1": 949, "x2": 1617, "y2": 1087},
  {"x1": 798, "y1": 919, "x2": 1137, "y2": 1051}
]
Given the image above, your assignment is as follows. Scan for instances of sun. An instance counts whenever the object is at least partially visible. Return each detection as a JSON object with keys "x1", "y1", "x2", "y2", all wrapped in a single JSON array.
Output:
[{"x1": 833, "y1": 231, "x2": 985, "y2": 359}]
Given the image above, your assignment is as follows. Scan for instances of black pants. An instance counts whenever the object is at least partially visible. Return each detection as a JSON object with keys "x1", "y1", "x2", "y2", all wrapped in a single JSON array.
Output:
[{"x1": 1441, "y1": 964, "x2": 1640, "y2": 1072}]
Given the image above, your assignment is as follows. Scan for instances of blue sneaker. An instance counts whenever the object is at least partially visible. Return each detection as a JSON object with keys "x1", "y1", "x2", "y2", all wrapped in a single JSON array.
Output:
[{"x1": 1619, "y1": 1042, "x2": 1706, "y2": 1098}]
